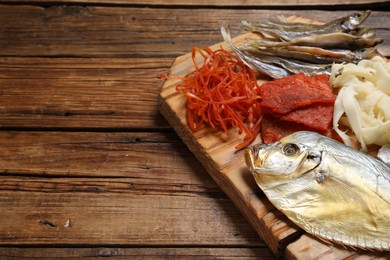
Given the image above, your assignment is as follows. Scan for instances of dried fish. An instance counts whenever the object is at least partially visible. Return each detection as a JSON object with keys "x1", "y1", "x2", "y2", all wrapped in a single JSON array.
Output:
[
  {"x1": 254, "y1": 32, "x2": 383, "y2": 50},
  {"x1": 221, "y1": 27, "x2": 290, "y2": 78},
  {"x1": 245, "y1": 50, "x2": 331, "y2": 75},
  {"x1": 246, "y1": 45, "x2": 354, "y2": 64},
  {"x1": 222, "y1": 11, "x2": 383, "y2": 78},
  {"x1": 245, "y1": 131, "x2": 390, "y2": 250},
  {"x1": 243, "y1": 10, "x2": 371, "y2": 40},
  {"x1": 283, "y1": 45, "x2": 379, "y2": 60}
]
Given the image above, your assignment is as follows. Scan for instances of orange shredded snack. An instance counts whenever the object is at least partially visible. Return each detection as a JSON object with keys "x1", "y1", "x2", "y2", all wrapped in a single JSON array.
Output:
[{"x1": 175, "y1": 46, "x2": 262, "y2": 150}]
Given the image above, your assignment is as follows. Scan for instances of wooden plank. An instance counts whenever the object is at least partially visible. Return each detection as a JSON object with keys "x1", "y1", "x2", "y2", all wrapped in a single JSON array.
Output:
[
  {"x1": 0, "y1": 57, "x2": 171, "y2": 129},
  {"x1": 285, "y1": 234, "x2": 390, "y2": 259},
  {"x1": 0, "y1": 178, "x2": 262, "y2": 246},
  {"x1": 0, "y1": 131, "x2": 209, "y2": 179},
  {"x1": 0, "y1": 247, "x2": 276, "y2": 258},
  {"x1": 0, "y1": 131, "x2": 267, "y2": 247},
  {"x1": 0, "y1": 5, "x2": 388, "y2": 58},
  {"x1": 0, "y1": 0, "x2": 388, "y2": 7}
]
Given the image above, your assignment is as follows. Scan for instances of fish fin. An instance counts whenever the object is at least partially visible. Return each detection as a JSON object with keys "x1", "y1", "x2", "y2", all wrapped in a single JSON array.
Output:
[
  {"x1": 312, "y1": 171, "x2": 385, "y2": 242},
  {"x1": 220, "y1": 26, "x2": 254, "y2": 70},
  {"x1": 317, "y1": 170, "x2": 372, "y2": 213},
  {"x1": 241, "y1": 21, "x2": 254, "y2": 32},
  {"x1": 276, "y1": 15, "x2": 288, "y2": 23}
]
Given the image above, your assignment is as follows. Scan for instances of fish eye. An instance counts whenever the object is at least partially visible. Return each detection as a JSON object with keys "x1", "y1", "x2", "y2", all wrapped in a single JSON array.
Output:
[{"x1": 282, "y1": 143, "x2": 299, "y2": 156}]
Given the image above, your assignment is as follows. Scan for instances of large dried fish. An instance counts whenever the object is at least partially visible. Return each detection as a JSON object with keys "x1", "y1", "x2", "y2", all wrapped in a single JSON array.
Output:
[{"x1": 245, "y1": 131, "x2": 390, "y2": 250}]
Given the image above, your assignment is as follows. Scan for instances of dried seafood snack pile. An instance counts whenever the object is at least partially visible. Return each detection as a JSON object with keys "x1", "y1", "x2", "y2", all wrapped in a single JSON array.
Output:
[{"x1": 222, "y1": 11, "x2": 383, "y2": 78}]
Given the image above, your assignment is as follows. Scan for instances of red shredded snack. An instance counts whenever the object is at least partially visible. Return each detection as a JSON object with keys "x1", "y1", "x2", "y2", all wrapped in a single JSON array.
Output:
[
  {"x1": 259, "y1": 73, "x2": 335, "y2": 114},
  {"x1": 174, "y1": 46, "x2": 262, "y2": 150}
]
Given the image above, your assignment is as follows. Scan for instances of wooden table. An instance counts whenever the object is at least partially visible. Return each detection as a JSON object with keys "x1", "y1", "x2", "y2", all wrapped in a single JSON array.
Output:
[{"x1": 0, "y1": 1, "x2": 389, "y2": 259}]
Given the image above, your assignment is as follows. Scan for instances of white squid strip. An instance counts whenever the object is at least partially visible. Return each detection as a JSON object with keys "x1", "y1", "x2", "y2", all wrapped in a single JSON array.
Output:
[{"x1": 330, "y1": 57, "x2": 390, "y2": 151}]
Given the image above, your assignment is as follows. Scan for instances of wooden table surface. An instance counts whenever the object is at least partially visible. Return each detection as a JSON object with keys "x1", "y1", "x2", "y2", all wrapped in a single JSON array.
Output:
[{"x1": 0, "y1": 1, "x2": 389, "y2": 259}]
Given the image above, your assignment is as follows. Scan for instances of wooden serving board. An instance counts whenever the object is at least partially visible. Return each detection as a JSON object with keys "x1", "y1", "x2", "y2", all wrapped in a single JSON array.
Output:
[
  {"x1": 158, "y1": 32, "x2": 301, "y2": 257},
  {"x1": 158, "y1": 17, "x2": 390, "y2": 259}
]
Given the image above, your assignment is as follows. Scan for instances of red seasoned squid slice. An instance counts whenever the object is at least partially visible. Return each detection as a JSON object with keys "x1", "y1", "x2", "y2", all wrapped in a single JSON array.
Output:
[
  {"x1": 258, "y1": 73, "x2": 338, "y2": 143},
  {"x1": 259, "y1": 73, "x2": 335, "y2": 115},
  {"x1": 279, "y1": 104, "x2": 334, "y2": 131}
]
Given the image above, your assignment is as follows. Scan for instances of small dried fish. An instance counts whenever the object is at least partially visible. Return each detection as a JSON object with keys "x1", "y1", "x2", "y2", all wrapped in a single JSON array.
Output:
[
  {"x1": 245, "y1": 50, "x2": 331, "y2": 75},
  {"x1": 221, "y1": 27, "x2": 290, "y2": 78},
  {"x1": 255, "y1": 32, "x2": 383, "y2": 49},
  {"x1": 222, "y1": 11, "x2": 383, "y2": 78},
  {"x1": 243, "y1": 10, "x2": 371, "y2": 41},
  {"x1": 245, "y1": 131, "x2": 390, "y2": 250},
  {"x1": 247, "y1": 46, "x2": 353, "y2": 64},
  {"x1": 283, "y1": 45, "x2": 379, "y2": 60}
]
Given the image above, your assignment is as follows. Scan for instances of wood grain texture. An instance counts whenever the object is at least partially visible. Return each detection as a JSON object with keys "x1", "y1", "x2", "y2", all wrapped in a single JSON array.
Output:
[
  {"x1": 0, "y1": 131, "x2": 209, "y2": 179},
  {"x1": 0, "y1": 247, "x2": 276, "y2": 259},
  {"x1": 0, "y1": 131, "x2": 266, "y2": 248},
  {"x1": 0, "y1": 181, "x2": 258, "y2": 246},
  {"x1": 285, "y1": 235, "x2": 390, "y2": 259},
  {"x1": 0, "y1": 57, "x2": 170, "y2": 129},
  {"x1": 0, "y1": 5, "x2": 388, "y2": 58},
  {"x1": 0, "y1": 0, "x2": 388, "y2": 6}
]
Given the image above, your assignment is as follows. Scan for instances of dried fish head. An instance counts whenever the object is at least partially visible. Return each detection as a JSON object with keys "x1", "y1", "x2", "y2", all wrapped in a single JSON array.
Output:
[
  {"x1": 244, "y1": 135, "x2": 321, "y2": 190},
  {"x1": 345, "y1": 10, "x2": 371, "y2": 30}
]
